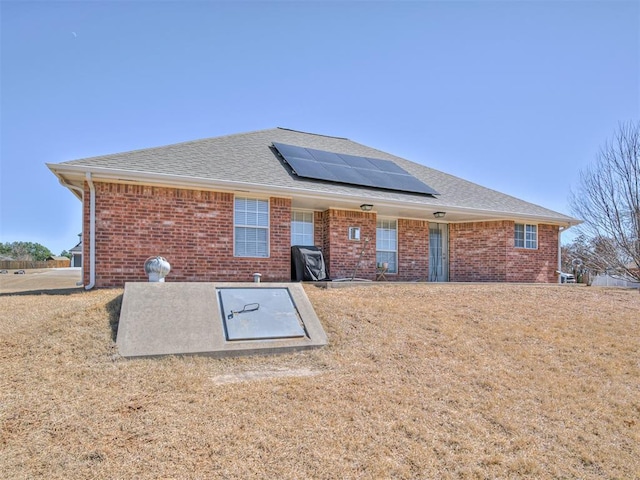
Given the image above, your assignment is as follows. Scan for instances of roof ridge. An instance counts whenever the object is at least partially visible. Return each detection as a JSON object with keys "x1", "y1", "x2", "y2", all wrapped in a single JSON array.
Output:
[{"x1": 276, "y1": 127, "x2": 349, "y2": 141}]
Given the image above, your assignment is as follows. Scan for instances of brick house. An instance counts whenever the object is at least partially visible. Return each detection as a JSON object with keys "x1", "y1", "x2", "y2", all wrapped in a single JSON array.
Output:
[{"x1": 48, "y1": 128, "x2": 579, "y2": 288}]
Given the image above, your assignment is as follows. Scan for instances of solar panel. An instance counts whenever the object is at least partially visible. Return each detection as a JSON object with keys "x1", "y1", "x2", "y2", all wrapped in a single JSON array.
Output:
[{"x1": 272, "y1": 142, "x2": 439, "y2": 196}]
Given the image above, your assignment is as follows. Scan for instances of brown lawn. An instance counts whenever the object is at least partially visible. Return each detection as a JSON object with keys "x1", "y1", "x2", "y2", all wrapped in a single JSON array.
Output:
[{"x1": 1, "y1": 283, "x2": 639, "y2": 479}]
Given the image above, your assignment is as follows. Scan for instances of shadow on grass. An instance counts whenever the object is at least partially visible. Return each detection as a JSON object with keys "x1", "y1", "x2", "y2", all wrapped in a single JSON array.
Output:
[
  {"x1": 0, "y1": 287, "x2": 85, "y2": 297},
  {"x1": 106, "y1": 293, "x2": 123, "y2": 342}
]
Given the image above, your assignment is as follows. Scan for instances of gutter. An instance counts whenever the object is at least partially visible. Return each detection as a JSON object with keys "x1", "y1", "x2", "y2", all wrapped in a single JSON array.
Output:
[
  {"x1": 558, "y1": 226, "x2": 571, "y2": 284},
  {"x1": 49, "y1": 164, "x2": 581, "y2": 228},
  {"x1": 85, "y1": 172, "x2": 96, "y2": 290}
]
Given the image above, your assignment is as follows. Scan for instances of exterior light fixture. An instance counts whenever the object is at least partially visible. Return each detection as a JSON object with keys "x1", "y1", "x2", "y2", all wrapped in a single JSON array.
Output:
[
  {"x1": 360, "y1": 204, "x2": 373, "y2": 212},
  {"x1": 433, "y1": 211, "x2": 446, "y2": 218}
]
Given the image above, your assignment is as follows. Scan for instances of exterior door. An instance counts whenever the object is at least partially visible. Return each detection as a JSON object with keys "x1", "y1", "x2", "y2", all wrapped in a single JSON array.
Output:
[{"x1": 429, "y1": 223, "x2": 449, "y2": 282}]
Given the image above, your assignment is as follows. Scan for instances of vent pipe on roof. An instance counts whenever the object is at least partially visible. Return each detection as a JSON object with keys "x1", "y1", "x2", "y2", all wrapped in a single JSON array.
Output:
[{"x1": 85, "y1": 172, "x2": 96, "y2": 290}]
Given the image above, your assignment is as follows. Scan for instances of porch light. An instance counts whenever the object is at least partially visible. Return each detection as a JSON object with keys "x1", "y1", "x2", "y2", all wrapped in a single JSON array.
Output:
[
  {"x1": 360, "y1": 204, "x2": 373, "y2": 212},
  {"x1": 433, "y1": 211, "x2": 446, "y2": 218}
]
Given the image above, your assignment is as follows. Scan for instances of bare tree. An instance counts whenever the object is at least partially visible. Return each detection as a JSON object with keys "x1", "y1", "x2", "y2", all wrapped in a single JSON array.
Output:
[{"x1": 570, "y1": 121, "x2": 640, "y2": 283}]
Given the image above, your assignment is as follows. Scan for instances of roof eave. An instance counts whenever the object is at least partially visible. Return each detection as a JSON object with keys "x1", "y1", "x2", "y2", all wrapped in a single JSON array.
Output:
[{"x1": 47, "y1": 163, "x2": 581, "y2": 227}]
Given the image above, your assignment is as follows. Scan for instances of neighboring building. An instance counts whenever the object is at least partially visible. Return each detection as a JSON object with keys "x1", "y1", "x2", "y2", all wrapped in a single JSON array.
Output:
[
  {"x1": 47, "y1": 255, "x2": 70, "y2": 262},
  {"x1": 69, "y1": 235, "x2": 82, "y2": 268},
  {"x1": 45, "y1": 255, "x2": 71, "y2": 267},
  {"x1": 47, "y1": 127, "x2": 580, "y2": 288}
]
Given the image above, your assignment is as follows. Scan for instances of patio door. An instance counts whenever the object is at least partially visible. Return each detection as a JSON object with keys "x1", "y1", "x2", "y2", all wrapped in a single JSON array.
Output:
[{"x1": 429, "y1": 223, "x2": 449, "y2": 282}]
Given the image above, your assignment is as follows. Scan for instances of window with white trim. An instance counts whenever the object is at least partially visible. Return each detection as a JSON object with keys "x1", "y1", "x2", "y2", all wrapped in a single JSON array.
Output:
[
  {"x1": 291, "y1": 211, "x2": 314, "y2": 246},
  {"x1": 514, "y1": 223, "x2": 537, "y2": 249},
  {"x1": 376, "y1": 219, "x2": 397, "y2": 273},
  {"x1": 234, "y1": 197, "x2": 269, "y2": 257}
]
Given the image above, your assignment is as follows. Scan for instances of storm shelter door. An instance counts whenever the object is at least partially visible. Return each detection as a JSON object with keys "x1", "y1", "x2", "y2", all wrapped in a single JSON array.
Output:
[{"x1": 429, "y1": 222, "x2": 449, "y2": 282}]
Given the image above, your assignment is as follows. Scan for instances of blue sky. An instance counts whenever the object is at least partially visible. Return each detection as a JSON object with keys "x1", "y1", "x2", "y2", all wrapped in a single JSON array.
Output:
[{"x1": 1, "y1": 0, "x2": 638, "y2": 255}]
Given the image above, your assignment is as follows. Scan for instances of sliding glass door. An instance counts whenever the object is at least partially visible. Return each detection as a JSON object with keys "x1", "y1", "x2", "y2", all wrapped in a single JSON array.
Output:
[{"x1": 429, "y1": 223, "x2": 449, "y2": 282}]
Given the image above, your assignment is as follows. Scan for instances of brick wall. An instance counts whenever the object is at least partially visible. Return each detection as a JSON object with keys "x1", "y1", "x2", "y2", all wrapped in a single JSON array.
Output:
[
  {"x1": 449, "y1": 220, "x2": 558, "y2": 283},
  {"x1": 506, "y1": 223, "x2": 559, "y2": 283},
  {"x1": 315, "y1": 214, "x2": 430, "y2": 282},
  {"x1": 313, "y1": 211, "x2": 325, "y2": 248},
  {"x1": 397, "y1": 219, "x2": 430, "y2": 281},
  {"x1": 83, "y1": 182, "x2": 291, "y2": 287},
  {"x1": 314, "y1": 210, "x2": 328, "y2": 277},
  {"x1": 449, "y1": 221, "x2": 509, "y2": 282},
  {"x1": 82, "y1": 181, "x2": 559, "y2": 286},
  {"x1": 319, "y1": 209, "x2": 377, "y2": 280}
]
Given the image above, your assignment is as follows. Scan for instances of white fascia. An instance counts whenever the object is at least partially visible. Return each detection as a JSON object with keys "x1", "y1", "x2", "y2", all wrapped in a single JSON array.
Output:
[{"x1": 47, "y1": 164, "x2": 580, "y2": 228}]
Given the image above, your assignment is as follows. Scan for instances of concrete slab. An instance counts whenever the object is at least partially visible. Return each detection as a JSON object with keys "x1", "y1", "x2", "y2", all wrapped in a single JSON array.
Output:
[{"x1": 116, "y1": 282, "x2": 327, "y2": 358}]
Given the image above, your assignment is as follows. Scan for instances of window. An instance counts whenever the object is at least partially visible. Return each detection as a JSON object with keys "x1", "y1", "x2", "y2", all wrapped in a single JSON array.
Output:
[
  {"x1": 514, "y1": 223, "x2": 537, "y2": 249},
  {"x1": 291, "y1": 211, "x2": 314, "y2": 246},
  {"x1": 376, "y1": 219, "x2": 397, "y2": 273},
  {"x1": 234, "y1": 197, "x2": 269, "y2": 257}
]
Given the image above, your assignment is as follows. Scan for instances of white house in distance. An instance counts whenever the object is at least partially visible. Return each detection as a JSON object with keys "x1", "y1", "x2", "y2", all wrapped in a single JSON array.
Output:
[{"x1": 69, "y1": 234, "x2": 82, "y2": 268}]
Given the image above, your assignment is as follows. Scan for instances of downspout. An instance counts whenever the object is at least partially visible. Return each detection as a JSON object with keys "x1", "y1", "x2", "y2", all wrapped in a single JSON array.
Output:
[
  {"x1": 85, "y1": 172, "x2": 96, "y2": 290},
  {"x1": 56, "y1": 177, "x2": 85, "y2": 286},
  {"x1": 558, "y1": 226, "x2": 566, "y2": 284}
]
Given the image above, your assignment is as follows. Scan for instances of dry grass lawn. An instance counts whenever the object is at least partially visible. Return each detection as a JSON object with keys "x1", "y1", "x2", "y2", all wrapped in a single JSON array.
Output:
[{"x1": 1, "y1": 283, "x2": 639, "y2": 479}]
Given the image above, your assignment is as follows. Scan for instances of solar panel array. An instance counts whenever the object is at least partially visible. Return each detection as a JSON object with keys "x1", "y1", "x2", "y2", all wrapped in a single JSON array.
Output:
[{"x1": 272, "y1": 142, "x2": 439, "y2": 196}]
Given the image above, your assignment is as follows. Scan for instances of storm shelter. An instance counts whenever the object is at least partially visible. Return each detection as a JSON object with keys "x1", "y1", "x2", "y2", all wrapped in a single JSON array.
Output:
[
  {"x1": 116, "y1": 282, "x2": 327, "y2": 358},
  {"x1": 219, "y1": 287, "x2": 307, "y2": 341}
]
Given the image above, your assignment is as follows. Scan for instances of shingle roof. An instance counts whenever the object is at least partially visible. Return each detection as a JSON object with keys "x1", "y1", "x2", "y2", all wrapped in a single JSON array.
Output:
[{"x1": 52, "y1": 127, "x2": 578, "y2": 224}]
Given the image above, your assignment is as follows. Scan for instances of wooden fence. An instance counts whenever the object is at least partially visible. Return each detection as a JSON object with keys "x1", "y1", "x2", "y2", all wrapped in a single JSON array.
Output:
[{"x1": 0, "y1": 259, "x2": 71, "y2": 270}]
